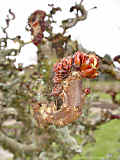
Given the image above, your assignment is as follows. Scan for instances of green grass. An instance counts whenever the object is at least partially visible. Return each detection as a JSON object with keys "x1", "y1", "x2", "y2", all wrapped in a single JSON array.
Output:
[
  {"x1": 73, "y1": 120, "x2": 120, "y2": 160},
  {"x1": 72, "y1": 80, "x2": 120, "y2": 160},
  {"x1": 90, "y1": 92, "x2": 112, "y2": 100},
  {"x1": 115, "y1": 93, "x2": 120, "y2": 104},
  {"x1": 96, "y1": 92, "x2": 111, "y2": 100}
]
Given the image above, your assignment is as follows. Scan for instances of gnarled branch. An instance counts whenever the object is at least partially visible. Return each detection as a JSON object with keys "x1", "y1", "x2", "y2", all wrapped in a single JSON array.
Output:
[{"x1": 60, "y1": 1, "x2": 87, "y2": 34}]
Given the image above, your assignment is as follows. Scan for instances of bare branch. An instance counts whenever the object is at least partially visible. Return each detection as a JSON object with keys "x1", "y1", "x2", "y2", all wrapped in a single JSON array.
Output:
[
  {"x1": 61, "y1": 1, "x2": 87, "y2": 34},
  {"x1": 2, "y1": 9, "x2": 15, "y2": 39},
  {"x1": 0, "y1": 131, "x2": 51, "y2": 155}
]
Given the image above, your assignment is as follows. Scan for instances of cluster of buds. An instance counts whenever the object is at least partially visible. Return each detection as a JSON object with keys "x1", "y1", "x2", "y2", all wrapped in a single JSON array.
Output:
[
  {"x1": 28, "y1": 10, "x2": 46, "y2": 46},
  {"x1": 32, "y1": 51, "x2": 99, "y2": 127},
  {"x1": 52, "y1": 51, "x2": 99, "y2": 96},
  {"x1": 73, "y1": 51, "x2": 99, "y2": 78}
]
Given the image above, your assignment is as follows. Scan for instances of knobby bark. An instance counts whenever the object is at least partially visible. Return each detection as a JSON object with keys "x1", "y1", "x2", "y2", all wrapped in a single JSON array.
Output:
[{"x1": 32, "y1": 72, "x2": 86, "y2": 127}]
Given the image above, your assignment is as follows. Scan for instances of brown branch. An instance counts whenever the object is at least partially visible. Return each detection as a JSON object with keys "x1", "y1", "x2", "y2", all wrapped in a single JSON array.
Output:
[
  {"x1": 99, "y1": 63, "x2": 120, "y2": 80},
  {"x1": 63, "y1": 79, "x2": 83, "y2": 107},
  {"x1": 0, "y1": 48, "x2": 18, "y2": 56},
  {"x1": 8, "y1": 9, "x2": 15, "y2": 20},
  {"x1": 32, "y1": 72, "x2": 85, "y2": 127},
  {"x1": 2, "y1": 9, "x2": 15, "y2": 39},
  {"x1": 0, "y1": 132, "x2": 38, "y2": 154},
  {"x1": 0, "y1": 131, "x2": 51, "y2": 155},
  {"x1": 61, "y1": 1, "x2": 87, "y2": 34},
  {"x1": 31, "y1": 51, "x2": 99, "y2": 127}
]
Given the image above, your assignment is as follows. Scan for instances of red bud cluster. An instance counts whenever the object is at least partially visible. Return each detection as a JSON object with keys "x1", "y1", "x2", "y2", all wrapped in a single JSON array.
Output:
[
  {"x1": 73, "y1": 51, "x2": 99, "y2": 78},
  {"x1": 28, "y1": 10, "x2": 46, "y2": 46},
  {"x1": 52, "y1": 51, "x2": 99, "y2": 96},
  {"x1": 53, "y1": 56, "x2": 73, "y2": 84}
]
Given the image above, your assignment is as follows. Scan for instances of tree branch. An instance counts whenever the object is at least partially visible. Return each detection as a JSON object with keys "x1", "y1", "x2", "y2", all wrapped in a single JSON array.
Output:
[
  {"x1": 0, "y1": 131, "x2": 50, "y2": 155},
  {"x1": 60, "y1": 1, "x2": 87, "y2": 34},
  {"x1": 32, "y1": 73, "x2": 84, "y2": 127}
]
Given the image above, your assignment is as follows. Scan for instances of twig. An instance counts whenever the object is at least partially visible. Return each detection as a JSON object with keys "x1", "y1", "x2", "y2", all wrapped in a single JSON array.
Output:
[{"x1": 61, "y1": 1, "x2": 87, "y2": 34}]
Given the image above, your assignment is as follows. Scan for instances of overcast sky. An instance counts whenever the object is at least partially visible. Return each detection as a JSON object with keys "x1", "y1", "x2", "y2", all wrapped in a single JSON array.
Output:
[{"x1": 0, "y1": 0, "x2": 120, "y2": 66}]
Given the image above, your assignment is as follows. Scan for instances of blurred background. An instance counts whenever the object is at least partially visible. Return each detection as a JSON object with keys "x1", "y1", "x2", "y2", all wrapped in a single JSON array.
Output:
[{"x1": 0, "y1": 0, "x2": 120, "y2": 66}]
